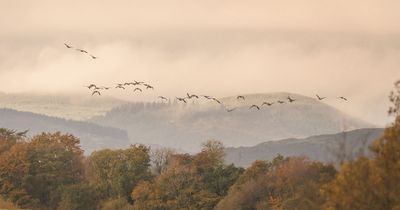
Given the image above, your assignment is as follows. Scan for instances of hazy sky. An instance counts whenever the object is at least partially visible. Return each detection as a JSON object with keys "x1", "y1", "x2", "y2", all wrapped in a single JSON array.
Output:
[{"x1": 1, "y1": 0, "x2": 400, "y2": 126}]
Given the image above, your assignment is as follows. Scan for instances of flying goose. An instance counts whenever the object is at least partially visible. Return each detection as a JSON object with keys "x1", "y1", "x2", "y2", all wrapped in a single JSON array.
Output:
[
  {"x1": 261, "y1": 102, "x2": 274, "y2": 106},
  {"x1": 227, "y1": 107, "x2": 237, "y2": 112},
  {"x1": 339, "y1": 96, "x2": 348, "y2": 101},
  {"x1": 176, "y1": 97, "x2": 187, "y2": 103},
  {"x1": 144, "y1": 84, "x2": 154, "y2": 90},
  {"x1": 92, "y1": 91, "x2": 101, "y2": 96},
  {"x1": 237, "y1": 95, "x2": 245, "y2": 100},
  {"x1": 115, "y1": 84, "x2": 125, "y2": 89},
  {"x1": 316, "y1": 94, "x2": 326, "y2": 100},
  {"x1": 64, "y1": 43, "x2": 73, "y2": 48},
  {"x1": 134, "y1": 80, "x2": 144, "y2": 85},
  {"x1": 85, "y1": 84, "x2": 97, "y2": 89},
  {"x1": 76, "y1": 49, "x2": 88, "y2": 53},
  {"x1": 202, "y1": 95, "x2": 213, "y2": 100},
  {"x1": 187, "y1": 93, "x2": 199, "y2": 99},
  {"x1": 287, "y1": 96, "x2": 296, "y2": 103},
  {"x1": 249, "y1": 105, "x2": 260, "y2": 110},
  {"x1": 212, "y1": 98, "x2": 222, "y2": 104},
  {"x1": 158, "y1": 96, "x2": 168, "y2": 101}
]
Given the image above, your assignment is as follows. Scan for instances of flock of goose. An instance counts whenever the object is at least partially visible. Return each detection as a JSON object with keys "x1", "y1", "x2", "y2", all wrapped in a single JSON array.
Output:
[
  {"x1": 65, "y1": 43, "x2": 349, "y2": 113},
  {"x1": 64, "y1": 43, "x2": 97, "y2": 59},
  {"x1": 84, "y1": 82, "x2": 348, "y2": 112}
]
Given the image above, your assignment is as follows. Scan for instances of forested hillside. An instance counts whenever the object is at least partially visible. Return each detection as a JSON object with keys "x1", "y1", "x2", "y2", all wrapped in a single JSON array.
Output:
[
  {"x1": 0, "y1": 108, "x2": 129, "y2": 153},
  {"x1": 91, "y1": 92, "x2": 372, "y2": 152},
  {"x1": 225, "y1": 128, "x2": 384, "y2": 167}
]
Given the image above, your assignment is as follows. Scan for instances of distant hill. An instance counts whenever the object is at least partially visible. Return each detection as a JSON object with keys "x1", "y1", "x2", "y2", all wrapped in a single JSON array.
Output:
[
  {"x1": 0, "y1": 92, "x2": 127, "y2": 120},
  {"x1": 90, "y1": 92, "x2": 374, "y2": 152},
  {"x1": 224, "y1": 128, "x2": 384, "y2": 167},
  {"x1": 0, "y1": 108, "x2": 130, "y2": 154}
]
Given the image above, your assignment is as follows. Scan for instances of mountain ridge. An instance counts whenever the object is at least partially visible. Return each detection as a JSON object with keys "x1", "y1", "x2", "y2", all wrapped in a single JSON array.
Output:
[
  {"x1": 224, "y1": 128, "x2": 384, "y2": 167},
  {"x1": 90, "y1": 92, "x2": 374, "y2": 152},
  {"x1": 0, "y1": 108, "x2": 130, "y2": 154}
]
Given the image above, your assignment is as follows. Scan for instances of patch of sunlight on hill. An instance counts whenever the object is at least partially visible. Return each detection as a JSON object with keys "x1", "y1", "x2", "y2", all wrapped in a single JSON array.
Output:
[{"x1": 0, "y1": 92, "x2": 127, "y2": 120}]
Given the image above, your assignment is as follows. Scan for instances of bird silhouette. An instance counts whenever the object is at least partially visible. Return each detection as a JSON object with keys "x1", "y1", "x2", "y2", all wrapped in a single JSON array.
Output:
[
  {"x1": 212, "y1": 98, "x2": 222, "y2": 104},
  {"x1": 176, "y1": 97, "x2": 187, "y2": 103},
  {"x1": 316, "y1": 94, "x2": 326, "y2": 100},
  {"x1": 115, "y1": 84, "x2": 125, "y2": 89},
  {"x1": 237, "y1": 95, "x2": 245, "y2": 100},
  {"x1": 158, "y1": 96, "x2": 168, "y2": 101},
  {"x1": 277, "y1": 100, "x2": 285, "y2": 104},
  {"x1": 202, "y1": 95, "x2": 213, "y2": 100},
  {"x1": 90, "y1": 54, "x2": 97, "y2": 59},
  {"x1": 339, "y1": 96, "x2": 348, "y2": 101},
  {"x1": 134, "y1": 80, "x2": 144, "y2": 85},
  {"x1": 187, "y1": 93, "x2": 199, "y2": 99},
  {"x1": 133, "y1": 88, "x2": 142, "y2": 92},
  {"x1": 227, "y1": 107, "x2": 237, "y2": 112},
  {"x1": 85, "y1": 84, "x2": 97, "y2": 89},
  {"x1": 76, "y1": 49, "x2": 88, "y2": 53},
  {"x1": 92, "y1": 91, "x2": 101, "y2": 96},
  {"x1": 261, "y1": 102, "x2": 274, "y2": 106},
  {"x1": 64, "y1": 43, "x2": 73, "y2": 48},
  {"x1": 249, "y1": 105, "x2": 260, "y2": 110},
  {"x1": 287, "y1": 96, "x2": 296, "y2": 103},
  {"x1": 143, "y1": 84, "x2": 154, "y2": 90}
]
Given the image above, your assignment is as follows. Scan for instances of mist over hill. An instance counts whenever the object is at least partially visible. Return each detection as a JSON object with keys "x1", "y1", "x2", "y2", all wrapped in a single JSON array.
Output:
[
  {"x1": 0, "y1": 108, "x2": 129, "y2": 153},
  {"x1": 224, "y1": 128, "x2": 384, "y2": 167},
  {"x1": 0, "y1": 92, "x2": 127, "y2": 121},
  {"x1": 90, "y1": 92, "x2": 374, "y2": 152}
]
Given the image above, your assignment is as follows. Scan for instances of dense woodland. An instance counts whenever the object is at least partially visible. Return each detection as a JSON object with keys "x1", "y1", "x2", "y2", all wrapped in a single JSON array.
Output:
[{"x1": 0, "y1": 82, "x2": 400, "y2": 210}]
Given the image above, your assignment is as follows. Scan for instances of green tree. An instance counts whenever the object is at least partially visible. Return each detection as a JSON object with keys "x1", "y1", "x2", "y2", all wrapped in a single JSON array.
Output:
[
  {"x1": 89, "y1": 144, "x2": 152, "y2": 202},
  {"x1": 216, "y1": 156, "x2": 336, "y2": 210},
  {"x1": 0, "y1": 143, "x2": 38, "y2": 208},
  {"x1": 0, "y1": 132, "x2": 85, "y2": 209},
  {"x1": 0, "y1": 128, "x2": 26, "y2": 155},
  {"x1": 131, "y1": 141, "x2": 243, "y2": 210},
  {"x1": 57, "y1": 184, "x2": 99, "y2": 210},
  {"x1": 100, "y1": 198, "x2": 133, "y2": 210}
]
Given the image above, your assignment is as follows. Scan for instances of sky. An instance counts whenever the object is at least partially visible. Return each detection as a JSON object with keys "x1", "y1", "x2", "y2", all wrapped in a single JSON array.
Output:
[{"x1": 0, "y1": 0, "x2": 400, "y2": 126}]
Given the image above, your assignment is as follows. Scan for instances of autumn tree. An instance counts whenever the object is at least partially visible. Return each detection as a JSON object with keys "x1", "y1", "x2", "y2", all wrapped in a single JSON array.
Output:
[
  {"x1": 57, "y1": 184, "x2": 99, "y2": 210},
  {"x1": 0, "y1": 132, "x2": 85, "y2": 209},
  {"x1": 89, "y1": 144, "x2": 152, "y2": 203},
  {"x1": 389, "y1": 80, "x2": 400, "y2": 116},
  {"x1": 131, "y1": 140, "x2": 243, "y2": 210},
  {"x1": 323, "y1": 80, "x2": 400, "y2": 210},
  {"x1": 0, "y1": 143, "x2": 37, "y2": 208},
  {"x1": 0, "y1": 128, "x2": 26, "y2": 155},
  {"x1": 216, "y1": 156, "x2": 336, "y2": 210},
  {"x1": 151, "y1": 147, "x2": 175, "y2": 175}
]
